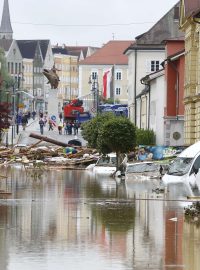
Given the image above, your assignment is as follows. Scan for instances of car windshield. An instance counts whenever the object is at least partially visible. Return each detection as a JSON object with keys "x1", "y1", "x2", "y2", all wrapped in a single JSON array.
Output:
[
  {"x1": 96, "y1": 156, "x2": 116, "y2": 166},
  {"x1": 167, "y1": 157, "x2": 193, "y2": 176},
  {"x1": 126, "y1": 163, "x2": 159, "y2": 173}
]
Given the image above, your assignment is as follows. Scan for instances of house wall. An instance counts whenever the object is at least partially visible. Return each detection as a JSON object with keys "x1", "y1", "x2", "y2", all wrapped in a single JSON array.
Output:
[
  {"x1": 149, "y1": 75, "x2": 166, "y2": 145},
  {"x1": 79, "y1": 64, "x2": 128, "y2": 105},
  {"x1": 180, "y1": 16, "x2": 200, "y2": 145},
  {"x1": 54, "y1": 54, "x2": 79, "y2": 101},
  {"x1": 164, "y1": 41, "x2": 185, "y2": 146},
  {"x1": 43, "y1": 42, "x2": 54, "y2": 111},
  {"x1": 6, "y1": 40, "x2": 23, "y2": 75},
  {"x1": 127, "y1": 49, "x2": 165, "y2": 124}
]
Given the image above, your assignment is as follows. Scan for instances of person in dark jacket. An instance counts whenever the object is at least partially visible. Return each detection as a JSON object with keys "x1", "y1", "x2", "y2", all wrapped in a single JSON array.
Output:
[
  {"x1": 39, "y1": 118, "x2": 45, "y2": 135},
  {"x1": 21, "y1": 114, "x2": 28, "y2": 130}
]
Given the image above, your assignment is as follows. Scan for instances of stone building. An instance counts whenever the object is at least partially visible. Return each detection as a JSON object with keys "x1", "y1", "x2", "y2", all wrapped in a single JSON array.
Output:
[{"x1": 180, "y1": 0, "x2": 200, "y2": 144}]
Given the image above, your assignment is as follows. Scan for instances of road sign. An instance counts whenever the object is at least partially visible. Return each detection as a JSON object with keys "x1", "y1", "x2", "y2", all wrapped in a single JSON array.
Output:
[{"x1": 51, "y1": 115, "x2": 56, "y2": 121}]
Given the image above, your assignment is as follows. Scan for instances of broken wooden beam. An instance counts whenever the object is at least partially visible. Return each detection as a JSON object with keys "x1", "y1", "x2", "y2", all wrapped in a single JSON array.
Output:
[{"x1": 29, "y1": 133, "x2": 79, "y2": 147}]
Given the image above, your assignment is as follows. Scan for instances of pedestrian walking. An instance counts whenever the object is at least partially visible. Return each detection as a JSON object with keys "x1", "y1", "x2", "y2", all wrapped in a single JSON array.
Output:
[
  {"x1": 39, "y1": 118, "x2": 45, "y2": 135},
  {"x1": 59, "y1": 112, "x2": 63, "y2": 121},
  {"x1": 58, "y1": 121, "x2": 63, "y2": 135},
  {"x1": 48, "y1": 119, "x2": 54, "y2": 131},
  {"x1": 21, "y1": 114, "x2": 28, "y2": 131},
  {"x1": 74, "y1": 121, "x2": 79, "y2": 135},
  {"x1": 32, "y1": 111, "x2": 36, "y2": 120},
  {"x1": 63, "y1": 122, "x2": 67, "y2": 135}
]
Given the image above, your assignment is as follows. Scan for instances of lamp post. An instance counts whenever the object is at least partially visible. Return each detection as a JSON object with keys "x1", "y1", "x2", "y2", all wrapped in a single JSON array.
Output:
[
  {"x1": 11, "y1": 84, "x2": 16, "y2": 146},
  {"x1": 88, "y1": 74, "x2": 99, "y2": 114},
  {"x1": 15, "y1": 72, "x2": 24, "y2": 135},
  {"x1": 5, "y1": 90, "x2": 10, "y2": 147},
  {"x1": 0, "y1": 79, "x2": 7, "y2": 144}
]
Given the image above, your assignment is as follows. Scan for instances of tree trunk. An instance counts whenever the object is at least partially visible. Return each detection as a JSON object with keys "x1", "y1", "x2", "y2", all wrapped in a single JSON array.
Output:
[{"x1": 29, "y1": 133, "x2": 75, "y2": 147}]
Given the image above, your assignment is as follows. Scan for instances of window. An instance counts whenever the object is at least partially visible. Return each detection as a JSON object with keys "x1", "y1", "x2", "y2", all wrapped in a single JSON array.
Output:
[
  {"x1": 150, "y1": 60, "x2": 160, "y2": 72},
  {"x1": 15, "y1": 63, "x2": 18, "y2": 74},
  {"x1": 11, "y1": 63, "x2": 13, "y2": 74},
  {"x1": 116, "y1": 71, "x2": 122, "y2": 80},
  {"x1": 116, "y1": 87, "x2": 121, "y2": 95},
  {"x1": 92, "y1": 71, "x2": 97, "y2": 80}
]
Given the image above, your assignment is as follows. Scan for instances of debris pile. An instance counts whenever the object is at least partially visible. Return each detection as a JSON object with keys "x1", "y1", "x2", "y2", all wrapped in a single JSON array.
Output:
[
  {"x1": 0, "y1": 144, "x2": 99, "y2": 169},
  {"x1": 184, "y1": 201, "x2": 200, "y2": 224}
]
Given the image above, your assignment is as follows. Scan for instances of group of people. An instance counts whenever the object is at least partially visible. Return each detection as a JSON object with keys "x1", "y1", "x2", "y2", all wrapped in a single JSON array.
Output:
[
  {"x1": 38, "y1": 113, "x2": 80, "y2": 136},
  {"x1": 57, "y1": 121, "x2": 79, "y2": 135}
]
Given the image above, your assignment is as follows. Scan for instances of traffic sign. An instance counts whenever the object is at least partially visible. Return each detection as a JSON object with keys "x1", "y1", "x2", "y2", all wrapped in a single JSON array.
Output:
[{"x1": 51, "y1": 115, "x2": 56, "y2": 121}]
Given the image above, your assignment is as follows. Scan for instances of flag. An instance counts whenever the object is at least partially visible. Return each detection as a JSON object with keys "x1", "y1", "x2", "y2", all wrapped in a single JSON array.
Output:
[{"x1": 103, "y1": 68, "x2": 112, "y2": 99}]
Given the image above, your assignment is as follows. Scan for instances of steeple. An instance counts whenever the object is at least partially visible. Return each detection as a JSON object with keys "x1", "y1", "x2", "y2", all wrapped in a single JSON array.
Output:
[{"x1": 0, "y1": 0, "x2": 13, "y2": 40}]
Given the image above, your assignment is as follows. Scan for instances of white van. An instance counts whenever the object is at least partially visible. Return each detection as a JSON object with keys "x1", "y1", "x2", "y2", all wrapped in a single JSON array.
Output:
[{"x1": 162, "y1": 141, "x2": 200, "y2": 190}]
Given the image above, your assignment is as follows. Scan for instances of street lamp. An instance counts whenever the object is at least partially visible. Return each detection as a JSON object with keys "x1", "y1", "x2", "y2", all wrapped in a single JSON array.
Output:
[
  {"x1": 15, "y1": 72, "x2": 24, "y2": 135},
  {"x1": 88, "y1": 74, "x2": 99, "y2": 114},
  {"x1": 5, "y1": 89, "x2": 10, "y2": 147},
  {"x1": 0, "y1": 79, "x2": 8, "y2": 143}
]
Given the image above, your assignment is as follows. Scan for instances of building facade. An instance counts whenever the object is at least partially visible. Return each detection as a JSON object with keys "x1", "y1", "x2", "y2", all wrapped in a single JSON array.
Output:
[
  {"x1": 180, "y1": 0, "x2": 200, "y2": 144},
  {"x1": 124, "y1": 2, "x2": 183, "y2": 129},
  {"x1": 79, "y1": 40, "x2": 132, "y2": 112}
]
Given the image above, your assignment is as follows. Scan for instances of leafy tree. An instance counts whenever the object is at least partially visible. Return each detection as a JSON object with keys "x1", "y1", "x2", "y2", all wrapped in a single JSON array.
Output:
[
  {"x1": 97, "y1": 117, "x2": 136, "y2": 169},
  {"x1": 0, "y1": 48, "x2": 13, "y2": 143},
  {"x1": 0, "y1": 48, "x2": 13, "y2": 90},
  {"x1": 81, "y1": 112, "x2": 115, "y2": 148}
]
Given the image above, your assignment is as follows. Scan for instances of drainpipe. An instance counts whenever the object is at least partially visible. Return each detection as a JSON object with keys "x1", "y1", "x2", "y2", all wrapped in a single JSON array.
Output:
[
  {"x1": 134, "y1": 49, "x2": 138, "y2": 124},
  {"x1": 145, "y1": 94, "x2": 148, "y2": 129},
  {"x1": 140, "y1": 96, "x2": 142, "y2": 128},
  {"x1": 140, "y1": 77, "x2": 150, "y2": 129}
]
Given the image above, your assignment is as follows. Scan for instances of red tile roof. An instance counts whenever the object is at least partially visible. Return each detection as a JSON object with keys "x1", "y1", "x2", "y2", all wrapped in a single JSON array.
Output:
[
  {"x1": 184, "y1": 0, "x2": 200, "y2": 17},
  {"x1": 79, "y1": 40, "x2": 134, "y2": 65}
]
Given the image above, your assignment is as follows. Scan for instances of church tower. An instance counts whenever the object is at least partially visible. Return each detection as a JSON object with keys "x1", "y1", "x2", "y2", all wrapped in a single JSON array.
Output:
[{"x1": 0, "y1": 0, "x2": 13, "y2": 39}]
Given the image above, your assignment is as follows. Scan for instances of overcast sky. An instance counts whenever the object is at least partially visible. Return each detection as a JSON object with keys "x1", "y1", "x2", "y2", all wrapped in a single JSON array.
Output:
[{"x1": 1, "y1": 0, "x2": 179, "y2": 47}]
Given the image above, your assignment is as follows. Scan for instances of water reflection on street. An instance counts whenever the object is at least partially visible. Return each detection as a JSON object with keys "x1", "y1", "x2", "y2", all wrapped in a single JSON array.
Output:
[{"x1": 0, "y1": 166, "x2": 199, "y2": 270}]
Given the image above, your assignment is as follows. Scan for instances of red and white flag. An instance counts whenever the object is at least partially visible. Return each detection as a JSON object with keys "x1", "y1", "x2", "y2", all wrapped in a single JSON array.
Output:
[{"x1": 103, "y1": 68, "x2": 112, "y2": 99}]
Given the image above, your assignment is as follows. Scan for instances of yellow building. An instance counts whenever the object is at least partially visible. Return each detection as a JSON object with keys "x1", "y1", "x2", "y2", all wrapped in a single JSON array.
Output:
[
  {"x1": 53, "y1": 50, "x2": 79, "y2": 109},
  {"x1": 180, "y1": 0, "x2": 200, "y2": 144}
]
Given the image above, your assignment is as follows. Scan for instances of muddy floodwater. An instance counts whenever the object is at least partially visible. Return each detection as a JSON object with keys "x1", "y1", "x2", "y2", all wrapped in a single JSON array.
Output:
[{"x1": 0, "y1": 166, "x2": 200, "y2": 270}]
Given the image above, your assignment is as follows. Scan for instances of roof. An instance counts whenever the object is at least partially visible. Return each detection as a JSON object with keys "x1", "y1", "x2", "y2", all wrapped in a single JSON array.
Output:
[
  {"x1": 17, "y1": 40, "x2": 50, "y2": 59},
  {"x1": 184, "y1": 0, "x2": 200, "y2": 17},
  {"x1": 17, "y1": 40, "x2": 38, "y2": 59},
  {"x1": 65, "y1": 46, "x2": 89, "y2": 58},
  {"x1": 0, "y1": 38, "x2": 12, "y2": 51},
  {"x1": 0, "y1": 0, "x2": 13, "y2": 34},
  {"x1": 79, "y1": 40, "x2": 133, "y2": 65},
  {"x1": 126, "y1": 2, "x2": 182, "y2": 50},
  {"x1": 52, "y1": 46, "x2": 69, "y2": 55}
]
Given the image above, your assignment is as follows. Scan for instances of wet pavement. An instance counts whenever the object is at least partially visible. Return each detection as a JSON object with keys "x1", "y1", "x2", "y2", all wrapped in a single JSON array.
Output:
[
  {"x1": 4, "y1": 118, "x2": 87, "y2": 147},
  {"x1": 0, "y1": 166, "x2": 200, "y2": 270}
]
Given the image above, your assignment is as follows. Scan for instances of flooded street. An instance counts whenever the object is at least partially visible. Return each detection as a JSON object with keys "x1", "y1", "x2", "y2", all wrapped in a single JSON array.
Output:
[{"x1": 0, "y1": 167, "x2": 200, "y2": 270}]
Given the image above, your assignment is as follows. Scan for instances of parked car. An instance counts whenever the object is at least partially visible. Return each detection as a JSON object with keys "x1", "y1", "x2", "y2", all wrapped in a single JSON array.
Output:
[
  {"x1": 86, "y1": 153, "x2": 127, "y2": 176},
  {"x1": 162, "y1": 141, "x2": 200, "y2": 190},
  {"x1": 124, "y1": 161, "x2": 164, "y2": 180}
]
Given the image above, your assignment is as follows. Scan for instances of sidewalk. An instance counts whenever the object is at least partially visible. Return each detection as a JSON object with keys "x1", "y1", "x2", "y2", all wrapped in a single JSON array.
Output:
[{"x1": 1, "y1": 117, "x2": 37, "y2": 146}]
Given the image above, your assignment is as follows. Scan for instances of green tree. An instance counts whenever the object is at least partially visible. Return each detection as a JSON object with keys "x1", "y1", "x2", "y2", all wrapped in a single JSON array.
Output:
[
  {"x1": 0, "y1": 48, "x2": 13, "y2": 90},
  {"x1": 98, "y1": 117, "x2": 136, "y2": 169},
  {"x1": 82, "y1": 114, "x2": 136, "y2": 169},
  {"x1": 82, "y1": 112, "x2": 115, "y2": 148}
]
